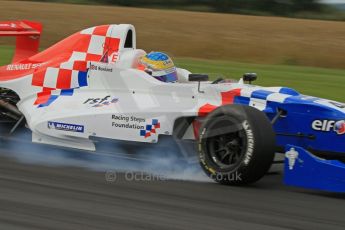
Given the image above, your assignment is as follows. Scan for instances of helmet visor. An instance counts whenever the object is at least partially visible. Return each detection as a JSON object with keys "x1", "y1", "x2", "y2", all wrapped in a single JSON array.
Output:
[{"x1": 152, "y1": 67, "x2": 178, "y2": 83}]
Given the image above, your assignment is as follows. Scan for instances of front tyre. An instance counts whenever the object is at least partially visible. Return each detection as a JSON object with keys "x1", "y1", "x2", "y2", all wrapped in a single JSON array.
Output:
[{"x1": 198, "y1": 105, "x2": 275, "y2": 185}]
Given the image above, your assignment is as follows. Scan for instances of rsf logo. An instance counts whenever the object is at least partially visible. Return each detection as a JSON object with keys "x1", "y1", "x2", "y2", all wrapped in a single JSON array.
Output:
[
  {"x1": 312, "y1": 120, "x2": 345, "y2": 135},
  {"x1": 84, "y1": 95, "x2": 119, "y2": 107}
]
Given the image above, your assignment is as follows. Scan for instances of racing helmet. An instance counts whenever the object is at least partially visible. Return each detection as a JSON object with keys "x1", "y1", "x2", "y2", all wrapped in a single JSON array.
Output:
[{"x1": 139, "y1": 52, "x2": 178, "y2": 83}]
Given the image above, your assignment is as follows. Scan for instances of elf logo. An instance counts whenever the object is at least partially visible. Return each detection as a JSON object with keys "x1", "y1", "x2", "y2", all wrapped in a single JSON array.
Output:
[{"x1": 312, "y1": 120, "x2": 345, "y2": 135}]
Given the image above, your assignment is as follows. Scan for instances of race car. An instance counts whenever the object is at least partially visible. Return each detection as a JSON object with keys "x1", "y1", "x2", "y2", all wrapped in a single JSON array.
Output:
[{"x1": 0, "y1": 21, "x2": 344, "y2": 192}]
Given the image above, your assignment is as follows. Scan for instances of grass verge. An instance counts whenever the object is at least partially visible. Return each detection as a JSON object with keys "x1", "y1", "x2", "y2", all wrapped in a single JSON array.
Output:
[{"x1": 1, "y1": 46, "x2": 343, "y2": 102}]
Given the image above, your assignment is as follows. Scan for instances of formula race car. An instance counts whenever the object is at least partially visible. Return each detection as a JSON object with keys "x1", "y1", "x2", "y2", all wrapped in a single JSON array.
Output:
[{"x1": 0, "y1": 21, "x2": 344, "y2": 192}]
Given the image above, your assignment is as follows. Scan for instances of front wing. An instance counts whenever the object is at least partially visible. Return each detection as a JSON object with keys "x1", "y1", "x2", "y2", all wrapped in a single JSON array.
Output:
[{"x1": 284, "y1": 145, "x2": 345, "y2": 193}]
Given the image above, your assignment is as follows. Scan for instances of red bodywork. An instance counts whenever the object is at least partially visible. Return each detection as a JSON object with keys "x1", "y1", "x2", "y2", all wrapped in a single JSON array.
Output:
[
  {"x1": 0, "y1": 20, "x2": 42, "y2": 64},
  {"x1": 0, "y1": 21, "x2": 120, "y2": 107}
]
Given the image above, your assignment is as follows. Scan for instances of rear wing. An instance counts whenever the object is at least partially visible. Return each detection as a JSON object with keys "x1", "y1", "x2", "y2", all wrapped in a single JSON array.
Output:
[{"x1": 0, "y1": 20, "x2": 42, "y2": 63}]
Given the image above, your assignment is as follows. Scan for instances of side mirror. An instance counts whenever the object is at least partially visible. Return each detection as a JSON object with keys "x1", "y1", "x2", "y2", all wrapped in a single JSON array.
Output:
[
  {"x1": 243, "y1": 73, "x2": 257, "y2": 84},
  {"x1": 189, "y1": 74, "x2": 209, "y2": 82},
  {"x1": 189, "y1": 74, "x2": 209, "y2": 93}
]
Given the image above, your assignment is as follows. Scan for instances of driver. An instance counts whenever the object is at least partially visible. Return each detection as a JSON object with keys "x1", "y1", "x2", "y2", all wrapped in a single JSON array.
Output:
[{"x1": 138, "y1": 52, "x2": 178, "y2": 83}]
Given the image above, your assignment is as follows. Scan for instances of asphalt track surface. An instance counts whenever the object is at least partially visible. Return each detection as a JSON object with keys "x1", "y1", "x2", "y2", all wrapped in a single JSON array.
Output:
[{"x1": 0, "y1": 127, "x2": 344, "y2": 230}]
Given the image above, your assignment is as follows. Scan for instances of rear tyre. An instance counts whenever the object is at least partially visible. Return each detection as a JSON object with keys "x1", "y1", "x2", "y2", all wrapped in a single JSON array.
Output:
[{"x1": 198, "y1": 104, "x2": 275, "y2": 185}]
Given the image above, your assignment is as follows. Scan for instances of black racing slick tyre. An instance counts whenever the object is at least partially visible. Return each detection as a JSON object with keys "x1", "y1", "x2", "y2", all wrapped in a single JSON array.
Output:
[{"x1": 198, "y1": 104, "x2": 275, "y2": 185}]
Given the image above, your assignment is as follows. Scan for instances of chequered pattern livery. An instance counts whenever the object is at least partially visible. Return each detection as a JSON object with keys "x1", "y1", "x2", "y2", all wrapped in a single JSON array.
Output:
[
  {"x1": 198, "y1": 87, "x2": 300, "y2": 116},
  {"x1": 2, "y1": 22, "x2": 345, "y2": 193},
  {"x1": 140, "y1": 119, "x2": 161, "y2": 138},
  {"x1": 31, "y1": 25, "x2": 120, "y2": 107}
]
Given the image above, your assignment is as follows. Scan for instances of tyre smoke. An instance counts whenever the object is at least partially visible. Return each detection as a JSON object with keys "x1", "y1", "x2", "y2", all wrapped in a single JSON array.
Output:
[{"x1": 0, "y1": 127, "x2": 211, "y2": 182}]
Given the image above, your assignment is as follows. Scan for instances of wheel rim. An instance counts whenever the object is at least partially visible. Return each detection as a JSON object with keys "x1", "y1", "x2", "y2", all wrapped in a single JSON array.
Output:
[{"x1": 206, "y1": 119, "x2": 247, "y2": 170}]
